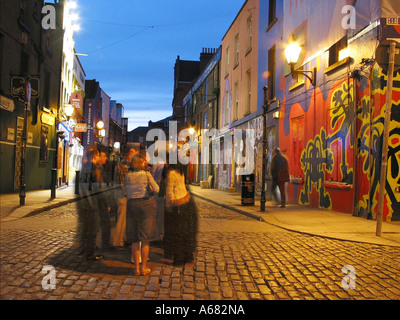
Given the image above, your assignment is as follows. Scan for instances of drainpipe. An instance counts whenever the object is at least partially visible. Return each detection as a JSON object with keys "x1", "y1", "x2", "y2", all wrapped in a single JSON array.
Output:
[{"x1": 351, "y1": 73, "x2": 358, "y2": 217}]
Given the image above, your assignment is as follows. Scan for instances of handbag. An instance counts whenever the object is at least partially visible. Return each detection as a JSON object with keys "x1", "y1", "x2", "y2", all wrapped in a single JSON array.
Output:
[{"x1": 146, "y1": 171, "x2": 154, "y2": 196}]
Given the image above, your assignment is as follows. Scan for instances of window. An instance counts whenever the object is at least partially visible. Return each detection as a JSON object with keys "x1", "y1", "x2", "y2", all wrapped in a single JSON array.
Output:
[
  {"x1": 245, "y1": 70, "x2": 251, "y2": 114},
  {"x1": 234, "y1": 82, "x2": 239, "y2": 121},
  {"x1": 224, "y1": 89, "x2": 229, "y2": 126},
  {"x1": 234, "y1": 34, "x2": 239, "y2": 67},
  {"x1": 268, "y1": 0, "x2": 277, "y2": 26},
  {"x1": 20, "y1": 50, "x2": 29, "y2": 74},
  {"x1": 0, "y1": 34, "x2": 3, "y2": 89},
  {"x1": 268, "y1": 45, "x2": 276, "y2": 100},
  {"x1": 291, "y1": 116, "x2": 304, "y2": 178},
  {"x1": 205, "y1": 79, "x2": 209, "y2": 104},
  {"x1": 40, "y1": 126, "x2": 49, "y2": 163},
  {"x1": 192, "y1": 95, "x2": 197, "y2": 114},
  {"x1": 247, "y1": 16, "x2": 252, "y2": 52},
  {"x1": 325, "y1": 35, "x2": 350, "y2": 73},
  {"x1": 44, "y1": 71, "x2": 51, "y2": 109},
  {"x1": 225, "y1": 47, "x2": 230, "y2": 77}
]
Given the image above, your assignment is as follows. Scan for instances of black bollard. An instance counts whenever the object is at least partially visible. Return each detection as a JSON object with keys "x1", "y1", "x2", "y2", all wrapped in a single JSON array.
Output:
[
  {"x1": 50, "y1": 168, "x2": 57, "y2": 199},
  {"x1": 75, "y1": 170, "x2": 80, "y2": 195}
]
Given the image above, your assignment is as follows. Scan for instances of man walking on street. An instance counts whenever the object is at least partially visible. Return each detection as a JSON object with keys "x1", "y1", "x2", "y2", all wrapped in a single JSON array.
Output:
[{"x1": 271, "y1": 148, "x2": 290, "y2": 208}]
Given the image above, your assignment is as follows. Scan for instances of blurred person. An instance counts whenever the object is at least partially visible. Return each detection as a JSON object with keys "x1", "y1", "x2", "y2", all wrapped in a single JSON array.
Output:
[
  {"x1": 271, "y1": 148, "x2": 290, "y2": 208},
  {"x1": 164, "y1": 160, "x2": 198, "y2": 265},
  {"x1": 151, "y1": 159, "x2": 168, "y2": 244},
  {"x1": 77, "y1": 148, "x2": 111, "y2": 260},
  {"x1": 124, "y1": 155, "x2": 159, "y2": 276},
  {"x1": 112, "y1": 151, "x2": 130, "y2": 247}
]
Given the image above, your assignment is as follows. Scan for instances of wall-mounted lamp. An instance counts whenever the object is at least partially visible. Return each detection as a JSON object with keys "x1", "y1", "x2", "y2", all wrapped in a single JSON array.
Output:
[
  {"x1": 284, "y1": 36, "x2": 316, "y2": 86},
  {"x1": 96, "y1": 120, "x2": 105, "y2": 130},
  {"x1": 64, "y1": 104, "x2": 74, "y2": 118},
  {"x1": 273, "y1": 111, "x2": 280, "y2": 119}
]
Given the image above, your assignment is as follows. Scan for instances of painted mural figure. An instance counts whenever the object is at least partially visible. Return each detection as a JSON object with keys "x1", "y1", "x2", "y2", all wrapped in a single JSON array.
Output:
[
  {"x1": 300, "y1": 129, "x2": 334, "y2": 210},
  {"x1": 271, "y1": 148, "x2": 290, "y2": 208}
]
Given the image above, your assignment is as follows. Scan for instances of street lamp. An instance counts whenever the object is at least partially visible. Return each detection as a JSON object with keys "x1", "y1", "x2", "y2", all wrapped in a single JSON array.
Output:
[
  {"x1": 64, "y1": 104, "x2": 74, "y2": 118},
  {"x1": 96, "y1": 120, "x2": 104, "y2": 130},
  {"x1": 96, "y1": 120, "x2": 105, "y2": 145},
  {"x1": 284, "y1": 36, "x2": 316, "y2": 86}
]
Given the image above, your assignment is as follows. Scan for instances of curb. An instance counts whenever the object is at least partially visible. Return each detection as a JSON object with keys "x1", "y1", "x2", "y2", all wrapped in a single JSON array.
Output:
[
  {"x1": 2, "y1": 186, "x2": 120, "y2": 221},
  {"x1": 190, "y1": 191, "x2": 266, "y2": 222},
  {"x1": 190, "y1": 191, "x2": 400, "y2": 248}
]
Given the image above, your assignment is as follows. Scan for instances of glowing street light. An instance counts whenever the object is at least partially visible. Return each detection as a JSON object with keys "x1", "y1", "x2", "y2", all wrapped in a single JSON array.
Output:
[
  {"x1": 284, "y1": 36, "x2": 316, "y2": 86},
  {"x1": 96, "y1": 120, "x2": 105, "y2": 130},
  {"x1": 284, "y1": 41, "x2": 302, "y2": 65},
  {"x1": 64, "y1": 104, "x2": 74, "y2": 117}
]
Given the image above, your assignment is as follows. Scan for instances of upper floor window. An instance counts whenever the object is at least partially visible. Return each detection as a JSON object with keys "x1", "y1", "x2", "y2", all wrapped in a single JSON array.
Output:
[
  {"x1": 247, "y1": 16, "x2": 252, "y2": 53},
  {"x1": 245, "y1": 69, "x2": 251, "y2": 115},
  {"x1": 325, "y1": 35, "x2": 350, "y2": 73},
  {"x1": 225, "y1": 47, "x2": 230, "y2": 77},
  {"x1": 268, "y1": 0, "x2": 277, "y2": 26},
  {"x1": 234, "y1": 34, "x2": 239, "y2": 67},
  {"x1": 268, "y1": 45, "x2": 276, "y2": 100}
]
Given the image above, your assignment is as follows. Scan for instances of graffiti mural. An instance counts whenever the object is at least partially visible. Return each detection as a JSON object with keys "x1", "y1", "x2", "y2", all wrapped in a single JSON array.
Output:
[
  {"x1": 299, "y1": 128, "x2": 334, "y2": 209},
  {"x1": 282, "y1": 63, "x2": 400, "y2": 221},
  {"x1": 368, "y1": 64, "x2": 400, "y2": 221}
]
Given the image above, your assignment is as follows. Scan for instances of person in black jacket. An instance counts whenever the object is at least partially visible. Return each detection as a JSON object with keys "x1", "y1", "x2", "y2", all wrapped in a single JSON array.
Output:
[{"x1": 271, "y1": 148, "x2": 290, "y2": 208}]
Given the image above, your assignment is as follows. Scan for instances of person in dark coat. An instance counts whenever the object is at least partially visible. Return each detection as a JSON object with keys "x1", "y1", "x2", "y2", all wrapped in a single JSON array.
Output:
[
  {"x1": 77, "y1": 148, "x2": 111, "y2": 260},
  {"x1": 270, "y1": 148, "x2": 290, "y2": 208}
]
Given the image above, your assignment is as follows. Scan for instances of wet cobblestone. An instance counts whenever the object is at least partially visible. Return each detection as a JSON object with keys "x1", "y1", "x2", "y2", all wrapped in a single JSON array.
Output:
[{"x1": 1, "y1": 197, "x2": 400, "y2": 300}]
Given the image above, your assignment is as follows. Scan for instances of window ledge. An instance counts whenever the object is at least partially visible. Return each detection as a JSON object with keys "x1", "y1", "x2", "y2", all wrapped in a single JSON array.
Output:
[
  {"x1": 291, "y1": 177, "x2": 304, "y2": 184},
  {"x1": 289, "y1": 80, "x2": 305, "y2": 91},
  {"x1": 322, "y1": 181, "x2": 351, "y2": 189},
  {"x1": 324, "y1": 57, "x2": 351, "y2": 74},
  {"x1": 266, "y1": 17, "x2": 278, "y2": 33}
]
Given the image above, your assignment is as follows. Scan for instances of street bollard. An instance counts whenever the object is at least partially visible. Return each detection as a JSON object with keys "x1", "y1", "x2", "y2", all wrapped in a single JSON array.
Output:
[
  {"x1": 75, "y1": 170, "x2": 80, "y2": 195},
  {"x1": 50, "y1": 168, "x2": 57, "y2": 199}
]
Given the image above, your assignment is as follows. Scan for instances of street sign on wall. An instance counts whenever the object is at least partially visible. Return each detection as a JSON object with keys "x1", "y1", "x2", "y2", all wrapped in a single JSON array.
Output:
[
  {"x1": 74, "y1": 123, "x2": 87, "y2": 132},
  {"x1": 11, "y1": 77, "x2": 39, "y2": 99}
]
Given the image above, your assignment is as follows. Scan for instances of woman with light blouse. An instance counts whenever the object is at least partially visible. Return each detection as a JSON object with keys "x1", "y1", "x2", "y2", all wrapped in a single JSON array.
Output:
[{"x1": 124, "y1": 155, "x2": 159, "y2": 275}]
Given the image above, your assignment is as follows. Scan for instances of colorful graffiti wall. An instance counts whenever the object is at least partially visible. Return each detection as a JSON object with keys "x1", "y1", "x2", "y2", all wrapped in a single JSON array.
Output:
[{"x1": 280, "y1": 63, "x2": 400, "y2": 221}]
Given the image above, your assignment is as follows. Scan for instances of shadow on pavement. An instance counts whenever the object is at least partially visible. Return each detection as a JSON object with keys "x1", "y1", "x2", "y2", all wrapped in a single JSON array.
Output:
[{"x1": 45, "y1": 243, "x2": 170, "y2": 276}]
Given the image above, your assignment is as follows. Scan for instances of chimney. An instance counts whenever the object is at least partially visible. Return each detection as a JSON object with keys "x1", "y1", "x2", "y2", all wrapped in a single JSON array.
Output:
[{"x1": 200, "y1": 48, "x2": 216, "y2": 72}]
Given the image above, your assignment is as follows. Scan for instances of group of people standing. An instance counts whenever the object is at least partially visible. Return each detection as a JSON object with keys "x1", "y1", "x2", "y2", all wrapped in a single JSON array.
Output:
[
  {"x1": 77, "y1": 144, "x2": 197, "y2": 276},
  {"x1": 77, "y1": 144, "x2": 289, "y2": 275}
]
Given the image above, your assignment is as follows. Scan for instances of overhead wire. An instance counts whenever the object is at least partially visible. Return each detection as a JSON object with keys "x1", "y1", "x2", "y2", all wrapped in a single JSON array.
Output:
[{"x1": 84, "y1": 12, "x2": 237, "y2": 54}]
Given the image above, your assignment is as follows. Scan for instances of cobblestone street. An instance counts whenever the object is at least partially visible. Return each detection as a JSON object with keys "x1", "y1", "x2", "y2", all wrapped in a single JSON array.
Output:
[{"x1": 1, "y1": 195, "x2": 400, "y2": 301}]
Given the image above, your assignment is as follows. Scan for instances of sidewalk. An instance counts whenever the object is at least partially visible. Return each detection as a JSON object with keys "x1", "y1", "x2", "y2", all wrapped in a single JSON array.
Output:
[
  {"x1": 1, "y1": 183, "x2": 400, "y2": 247},
  {"x1": 0, "y1": 183, "x2": 118, "y2": 222},
  {"x1": 189, "y1": 185, "x2": 400, "y2": 248}
]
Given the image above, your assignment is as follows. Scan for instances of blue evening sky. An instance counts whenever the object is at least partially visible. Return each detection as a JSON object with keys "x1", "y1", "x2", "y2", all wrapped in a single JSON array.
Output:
[{"x1": 72, "y1": 0, "x2": 245, "y2": 131}]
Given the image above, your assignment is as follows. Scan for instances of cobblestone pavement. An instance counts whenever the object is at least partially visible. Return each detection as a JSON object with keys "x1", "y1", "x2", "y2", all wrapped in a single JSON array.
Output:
[{"x1": 1, "y1": 195, "x2": 400, "y2": 301}]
